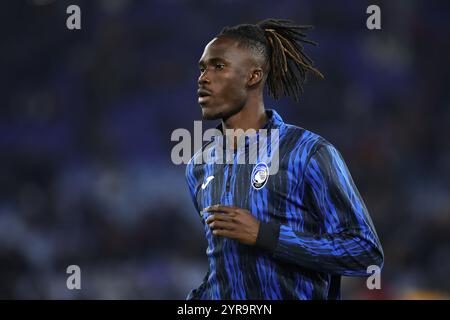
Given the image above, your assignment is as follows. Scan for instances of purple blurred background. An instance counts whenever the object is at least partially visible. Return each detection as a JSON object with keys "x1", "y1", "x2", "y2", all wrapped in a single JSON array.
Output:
[{"x1": 1, "y1": 0, "x2": 449, "y2": 299}]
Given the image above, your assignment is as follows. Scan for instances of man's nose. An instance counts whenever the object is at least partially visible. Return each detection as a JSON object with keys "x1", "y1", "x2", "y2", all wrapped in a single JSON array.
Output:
[{"x1": 198, "y1": 71, "x2": 210, "y2": 85}]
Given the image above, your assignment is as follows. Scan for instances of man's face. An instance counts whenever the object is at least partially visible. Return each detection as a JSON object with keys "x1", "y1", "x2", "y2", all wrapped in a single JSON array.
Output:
[{"x1": 197, "y1": 37, "x2": 253, "y2": 120}]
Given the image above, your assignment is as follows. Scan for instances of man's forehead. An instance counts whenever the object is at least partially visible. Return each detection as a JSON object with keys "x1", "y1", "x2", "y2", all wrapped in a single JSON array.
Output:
[{"x1": 199, "y1": 37, "x2": 246, "y2": 62}]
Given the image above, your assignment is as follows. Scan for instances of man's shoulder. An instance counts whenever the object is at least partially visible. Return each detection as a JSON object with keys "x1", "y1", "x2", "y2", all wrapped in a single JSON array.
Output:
[
  {"x1": 186, "y1": 139, "x2": 214, "y2": 173},
  {"x1": 281, "y1": 122, "x2": 334, "y2": 155}
]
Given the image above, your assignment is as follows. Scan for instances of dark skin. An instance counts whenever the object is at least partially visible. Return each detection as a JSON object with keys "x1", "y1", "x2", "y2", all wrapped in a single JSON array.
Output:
[
  {"x1": 197, "y1": 36, "x2": 269, "y2": 246},
  {"x1": 204, "y1": 205, "x2": 260, "y2": 246}
]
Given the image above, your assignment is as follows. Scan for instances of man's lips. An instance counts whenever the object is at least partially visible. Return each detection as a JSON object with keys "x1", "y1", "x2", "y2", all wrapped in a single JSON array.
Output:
[
  {"x1": 198, "y1": 88, "x2": 212, "y2": 104},
  {"x1": 197, "y1": 88, "x2": 212, "y2": 97}
]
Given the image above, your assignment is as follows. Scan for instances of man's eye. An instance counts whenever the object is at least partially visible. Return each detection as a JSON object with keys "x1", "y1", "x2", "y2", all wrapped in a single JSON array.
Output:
[
  {"x1": 199, "y1": 67, "x2": 205, "y2": 73},
  {"x1": 215, "y1": 63, "x2": 225, "y2": 69}
]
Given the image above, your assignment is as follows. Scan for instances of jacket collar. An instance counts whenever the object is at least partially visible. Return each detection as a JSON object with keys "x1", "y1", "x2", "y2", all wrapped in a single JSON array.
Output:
[{"x1": 214, "y1": 108, "x2": 284, "y2": 133}]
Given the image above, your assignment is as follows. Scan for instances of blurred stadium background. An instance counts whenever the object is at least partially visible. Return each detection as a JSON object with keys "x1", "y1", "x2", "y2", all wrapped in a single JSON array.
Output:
[{"x1": 1, "y1": 0, "x2": 449, "y2": 299}]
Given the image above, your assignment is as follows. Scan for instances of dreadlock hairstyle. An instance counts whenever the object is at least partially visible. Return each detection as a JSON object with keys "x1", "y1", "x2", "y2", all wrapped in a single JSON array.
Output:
[{"x1": 218, "y1": 18, "x2": 324, "y2": 102}]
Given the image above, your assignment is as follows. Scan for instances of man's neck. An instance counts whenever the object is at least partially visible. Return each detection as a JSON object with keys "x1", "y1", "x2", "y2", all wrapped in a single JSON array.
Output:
[
  {"x1": 221, "y1": 99, "x2": 268, "y2": 151},
  {"x1": 222, "y1": 102, "x2": 268, "y2": 132}
]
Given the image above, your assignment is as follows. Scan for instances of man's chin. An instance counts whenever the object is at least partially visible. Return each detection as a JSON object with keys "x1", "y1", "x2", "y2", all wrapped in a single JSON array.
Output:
[
  {"x1": 200, "y1": 102, "x2": 243, "y2": 121},
  {"x1": 201, "y1": 106, "x2": 222, "y2": 120}
]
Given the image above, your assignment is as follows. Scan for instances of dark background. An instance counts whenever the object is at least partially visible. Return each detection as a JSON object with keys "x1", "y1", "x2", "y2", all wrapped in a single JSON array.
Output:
[{"x1": 1, "y1": 0, "x2": 449, "y2": 299}]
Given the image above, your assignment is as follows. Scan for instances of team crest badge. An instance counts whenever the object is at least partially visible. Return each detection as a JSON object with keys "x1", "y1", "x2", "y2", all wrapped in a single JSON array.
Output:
[{"x1": 251, "y1": 162, "x2": 269, "y2": 190}]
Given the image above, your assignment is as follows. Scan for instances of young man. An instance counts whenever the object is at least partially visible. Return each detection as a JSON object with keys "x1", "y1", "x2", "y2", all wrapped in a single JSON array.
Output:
[{"x1": 185, "y1": 19, "x2": 383, "y2": 299}]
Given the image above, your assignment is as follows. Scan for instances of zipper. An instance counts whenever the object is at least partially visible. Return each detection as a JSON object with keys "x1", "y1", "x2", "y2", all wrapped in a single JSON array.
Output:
[
  {"x1": 225, "y1": 138, "x2": 237, "y2": 194},
  {"x1": 225, "y1": 163, "x2": 232, "y2": 193}
]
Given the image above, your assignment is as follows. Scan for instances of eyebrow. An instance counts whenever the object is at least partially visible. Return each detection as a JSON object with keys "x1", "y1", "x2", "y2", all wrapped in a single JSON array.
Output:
[{"x1": 198, "y1": 57, "x2": 227, "y2": 66}]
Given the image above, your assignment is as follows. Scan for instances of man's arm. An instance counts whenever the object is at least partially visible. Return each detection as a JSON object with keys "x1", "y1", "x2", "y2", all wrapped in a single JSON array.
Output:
[
  {"x1": 185, "y1": 160, "x2": 200, "y2": 212},
  {"x1": 206, "y1": 144, "x2": 384, "y2": 276},
  {"x1": 257, "y1": 143, "x2": 384, "y2": 276},
  {"x1": 185, "y1": 161, "x2": 211, "y2": 299}
]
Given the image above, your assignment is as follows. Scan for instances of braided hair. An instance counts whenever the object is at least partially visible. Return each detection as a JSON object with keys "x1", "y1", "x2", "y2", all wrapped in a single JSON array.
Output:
[{"x1": 218, "y1": 18, "x2": 324, "y2": 101}]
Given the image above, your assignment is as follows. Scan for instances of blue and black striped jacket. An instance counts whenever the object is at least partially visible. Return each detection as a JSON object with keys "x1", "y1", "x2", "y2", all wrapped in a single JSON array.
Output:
[{"x1": 185, "y1": 109, "x2": 383, "y2": 300}]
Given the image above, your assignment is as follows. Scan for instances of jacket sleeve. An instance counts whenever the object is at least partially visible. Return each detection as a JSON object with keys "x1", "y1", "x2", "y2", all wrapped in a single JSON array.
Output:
[
  {"x1": 256, "y1": 143, "x2": 384, "y2": 276},
  {"x1": 185, "y1": 160, "x2": 200, "y2": 213},
  {"x1": 185, "y1": 160, "x2": 210, "y2": 299}
]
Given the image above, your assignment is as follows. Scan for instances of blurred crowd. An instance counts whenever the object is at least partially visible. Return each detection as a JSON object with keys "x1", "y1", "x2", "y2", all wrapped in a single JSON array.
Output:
[{"x1": 0, "y1": 0, "x2": 449, "y2": 299}]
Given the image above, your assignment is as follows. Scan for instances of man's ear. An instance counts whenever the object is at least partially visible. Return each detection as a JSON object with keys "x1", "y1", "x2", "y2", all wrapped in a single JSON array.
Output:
[{"x1": 247, "y1": 68, "x2": 263, "y2": 87}]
